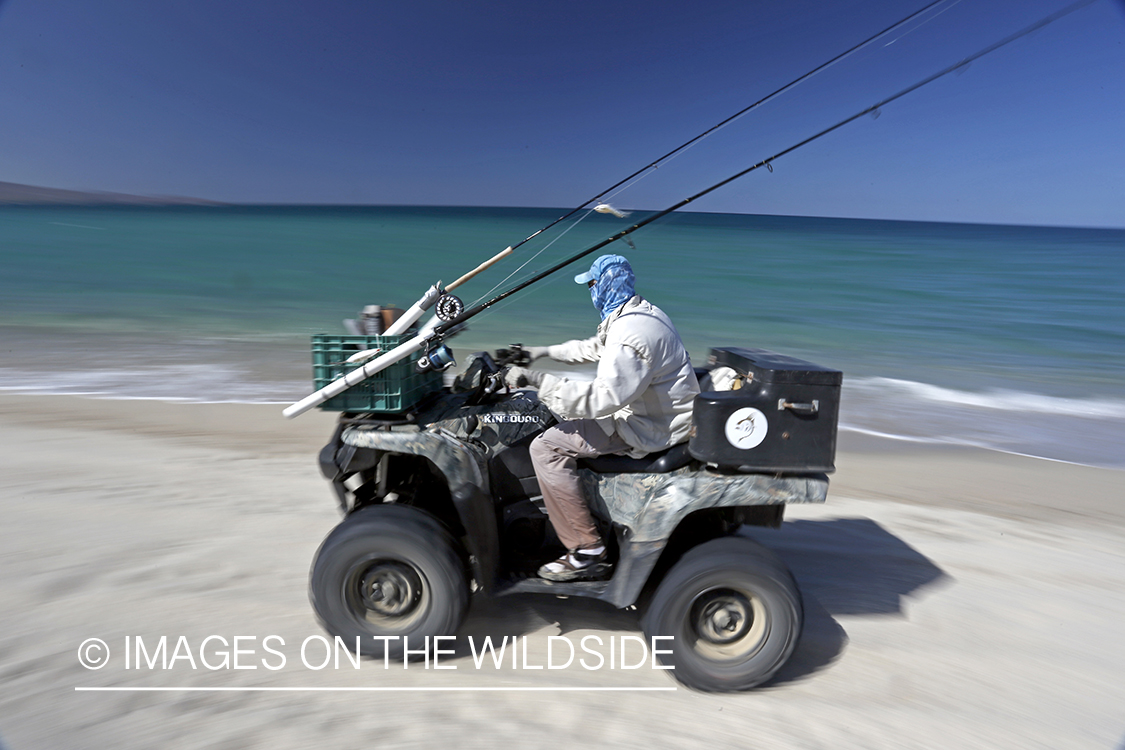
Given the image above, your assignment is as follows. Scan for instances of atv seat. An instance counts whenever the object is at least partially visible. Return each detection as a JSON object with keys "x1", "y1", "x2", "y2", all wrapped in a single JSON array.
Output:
[{"x1": 579, "y1": 442, "x2": 693, "y2": 474}]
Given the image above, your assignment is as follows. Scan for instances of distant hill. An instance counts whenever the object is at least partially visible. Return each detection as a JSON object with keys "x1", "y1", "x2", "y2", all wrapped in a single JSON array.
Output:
[{"x1": 0, "y1": 181, "x2": 224, "y2": 205}]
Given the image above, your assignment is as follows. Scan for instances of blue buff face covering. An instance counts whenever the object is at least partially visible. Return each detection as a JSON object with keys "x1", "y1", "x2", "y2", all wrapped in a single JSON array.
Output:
[{"x1": 590, "y1": 259, "x2": 636, "y2": 320}]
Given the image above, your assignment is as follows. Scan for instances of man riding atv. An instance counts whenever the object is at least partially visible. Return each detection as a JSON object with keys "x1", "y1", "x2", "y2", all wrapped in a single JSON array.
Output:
[
  {"x1": 503, "y1": 254, "x2": 699, "y2": 582},
  {"x1": 305, "y1": 253, "x2": 841, "y2": 691}
]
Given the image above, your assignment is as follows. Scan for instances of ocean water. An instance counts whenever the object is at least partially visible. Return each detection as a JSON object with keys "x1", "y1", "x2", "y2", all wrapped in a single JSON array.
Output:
[{"x1": 2, "y1": 205, "x2": 1123, "y2": 468}]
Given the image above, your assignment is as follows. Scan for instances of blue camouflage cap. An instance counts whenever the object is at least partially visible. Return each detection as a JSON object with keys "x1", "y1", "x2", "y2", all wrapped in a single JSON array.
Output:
[
  {"x1": 574, "y1": 254, "x2": 632, "y2": 284},
  {"x1": 576, "y1": 254, "x2": 636, "y2": 319}
]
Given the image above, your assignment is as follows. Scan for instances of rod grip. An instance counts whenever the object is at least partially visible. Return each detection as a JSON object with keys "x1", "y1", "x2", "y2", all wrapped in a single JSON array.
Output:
[{"x1": 447, "y1": 246, "x2": 513, "y2": 291}]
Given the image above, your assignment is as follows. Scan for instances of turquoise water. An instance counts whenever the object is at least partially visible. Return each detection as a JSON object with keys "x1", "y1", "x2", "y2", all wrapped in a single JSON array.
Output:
[{"x1": 2, "y1": 205, "x2": 1123, "y2": 467}]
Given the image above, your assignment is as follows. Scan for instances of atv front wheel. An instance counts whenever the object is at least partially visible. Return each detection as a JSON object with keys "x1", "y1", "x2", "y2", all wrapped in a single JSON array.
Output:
[
  {"x1": 310, "y1": 504, "x2": 469, "y2": 661},
  {"x1": 642, "y1": 536, "x2": 802, "y2": 692}
]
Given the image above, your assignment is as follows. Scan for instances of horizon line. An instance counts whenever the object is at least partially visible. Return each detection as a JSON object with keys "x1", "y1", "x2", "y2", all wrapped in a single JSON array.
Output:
[{"x1": 3, "y1": 197, "x2": 1121, "y2": 232}]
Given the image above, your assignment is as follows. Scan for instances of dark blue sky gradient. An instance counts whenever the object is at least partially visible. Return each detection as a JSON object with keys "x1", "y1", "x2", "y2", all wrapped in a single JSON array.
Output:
[{"x1": 1, "y1": 0, "x2": 1122, "y2": 226}]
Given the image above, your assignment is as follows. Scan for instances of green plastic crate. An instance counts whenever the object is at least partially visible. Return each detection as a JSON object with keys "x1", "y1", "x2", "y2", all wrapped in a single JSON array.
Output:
[{"x1": 311, "y1": 334, "x2": 443, "y2": 413}]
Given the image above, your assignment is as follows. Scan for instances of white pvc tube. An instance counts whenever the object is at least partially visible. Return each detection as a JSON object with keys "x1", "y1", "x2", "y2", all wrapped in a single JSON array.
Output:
[
  {"x1": 283, "y1": 335, "x2": 425, "y2": 419},
  {"x1": 384, "y1": 284, "x2": 442, "y2": 336},
  {"x1": 283, "y1": 314, "x2": 444, "y2": 419},
  {"x1": 290, "y1": 250, "x2": 503, "y2": 412},
  {"x1": 417, "y1": 313, "x2": 441, "y2": 337}
]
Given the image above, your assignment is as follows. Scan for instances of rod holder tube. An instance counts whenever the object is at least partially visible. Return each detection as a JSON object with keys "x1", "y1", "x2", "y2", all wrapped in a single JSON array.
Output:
[
  {"x1": 384, "y1": 283, "x2": 443, "y2": 336},
  {"x1": 282, "y1": 334, "x2": 427, "y2": 419}
]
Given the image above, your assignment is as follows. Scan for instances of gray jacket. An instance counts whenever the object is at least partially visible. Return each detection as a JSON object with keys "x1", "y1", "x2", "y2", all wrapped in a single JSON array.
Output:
[{"x1": 537, "y1": 296, "x2": 699, "y2": 457}]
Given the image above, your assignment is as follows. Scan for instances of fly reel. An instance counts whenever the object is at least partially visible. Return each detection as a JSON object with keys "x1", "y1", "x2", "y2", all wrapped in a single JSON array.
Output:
[{"x1": 434, "y1": 293, "x2": 464, "y2": 321}]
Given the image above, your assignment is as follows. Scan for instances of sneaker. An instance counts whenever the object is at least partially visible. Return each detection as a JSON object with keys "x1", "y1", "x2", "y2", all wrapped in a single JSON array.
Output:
[{"x1": 538, "y1": 544, "x2": 612, "y2": 582}]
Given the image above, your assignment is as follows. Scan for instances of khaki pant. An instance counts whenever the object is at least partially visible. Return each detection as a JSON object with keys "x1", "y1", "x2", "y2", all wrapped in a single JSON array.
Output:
[{"x1": 529, "y1": 420, "x2": 632, "y2": 550}]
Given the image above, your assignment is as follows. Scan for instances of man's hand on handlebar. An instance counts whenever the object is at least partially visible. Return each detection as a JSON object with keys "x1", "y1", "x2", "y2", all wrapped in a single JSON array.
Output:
[{"x1": 504, "y1": 365, "x2": 544, "y2": 390}]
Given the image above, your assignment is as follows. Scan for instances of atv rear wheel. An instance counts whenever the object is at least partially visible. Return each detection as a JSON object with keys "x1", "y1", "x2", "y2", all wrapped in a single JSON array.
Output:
[
  {"x1": 310, "y1": 504, "x2": 468, "y2": 661},
  {"x1": 642, "y1": 536, "x2": 802, "y2": 692}
]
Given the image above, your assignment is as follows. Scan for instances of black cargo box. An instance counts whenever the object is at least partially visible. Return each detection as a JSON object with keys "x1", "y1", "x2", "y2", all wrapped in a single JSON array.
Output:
[{"x1": 689, "y1": 347, "x2": 842, "y2": 473}]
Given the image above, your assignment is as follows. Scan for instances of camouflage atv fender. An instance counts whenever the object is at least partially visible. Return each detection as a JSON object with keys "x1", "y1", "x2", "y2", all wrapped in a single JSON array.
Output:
[
  {"x1": 340, "y1": 426, "x2": 500, "y2": 590},
  {"x1": 341, "y1": 427, "x2": 488, "y2": 489},
  {"x1": 577, "y1": 469, "x2": 828, "y2": 607},
  {"x1": 584, "y1": 469, "x2": 828, "y2": 544}
]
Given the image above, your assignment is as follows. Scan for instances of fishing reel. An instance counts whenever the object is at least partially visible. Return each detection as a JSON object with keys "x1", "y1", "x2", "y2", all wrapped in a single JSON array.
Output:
[
  {"x1": 416, "y1": 341, "x2": 457, "y2": 372},
  {"x1": 434, "y1": 293, "x2": 465, "y2": 322}
]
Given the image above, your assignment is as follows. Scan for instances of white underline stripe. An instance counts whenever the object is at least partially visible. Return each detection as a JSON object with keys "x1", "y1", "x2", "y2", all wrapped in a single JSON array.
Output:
[{"x1": 75, "y1": 686, "x2": 676, "y2": 692}]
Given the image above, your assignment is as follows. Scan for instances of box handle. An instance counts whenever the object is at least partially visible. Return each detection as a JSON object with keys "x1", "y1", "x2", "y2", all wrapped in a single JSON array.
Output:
[{"x1": 778, "y1": 398, "x2": 819, "y2": 415}]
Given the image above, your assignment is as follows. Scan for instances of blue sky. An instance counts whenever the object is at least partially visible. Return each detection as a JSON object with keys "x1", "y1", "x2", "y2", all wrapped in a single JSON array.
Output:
[{"x1": 1, "y1": 0, "x2": 1122, "y2": 227}]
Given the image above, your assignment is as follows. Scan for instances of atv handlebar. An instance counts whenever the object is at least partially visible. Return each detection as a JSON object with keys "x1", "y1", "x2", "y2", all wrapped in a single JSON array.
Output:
[{"x1": 493, "y1": 344, "x2": 532, "y2": 367}]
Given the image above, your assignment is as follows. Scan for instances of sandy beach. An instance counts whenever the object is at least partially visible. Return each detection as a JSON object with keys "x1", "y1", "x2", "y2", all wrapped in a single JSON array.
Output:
[{"x1": 1, "y1": 394, "x2": 1123, "y2": 749}]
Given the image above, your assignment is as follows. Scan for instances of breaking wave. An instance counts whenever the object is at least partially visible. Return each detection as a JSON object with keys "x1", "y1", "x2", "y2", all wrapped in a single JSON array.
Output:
[
  {"x1": 0, "y1": 365, "x2": 305, "y2": 404},
  {"x1": 845, "y1": 377, "x2": 1125, "y2": 420},
  {"x1": 1, "y1": 367, "x2": 1121, "y2": 468},
  {"x1": 839, "y1": 377, "x2": 1125, "y2": 468}
]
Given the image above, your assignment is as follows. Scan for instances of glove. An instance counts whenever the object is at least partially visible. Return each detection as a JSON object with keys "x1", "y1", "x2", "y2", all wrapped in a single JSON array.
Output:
[
  {"x1": 504, "y1": 366, "x2": 545, "y2": 389},
  {"x1": 526, "y1": 346, "x2": 550, "y2": 362}
]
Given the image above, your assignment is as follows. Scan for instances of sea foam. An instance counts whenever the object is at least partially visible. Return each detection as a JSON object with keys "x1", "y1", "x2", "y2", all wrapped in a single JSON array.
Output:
[{"x1": 846, "y1": 377, "x2": 1125, "y2": 420}]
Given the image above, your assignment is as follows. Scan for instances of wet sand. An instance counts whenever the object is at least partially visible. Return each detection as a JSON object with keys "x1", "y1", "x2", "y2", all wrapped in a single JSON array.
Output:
[{"x1": 1, "y1": 395, "x2": 1122, "y2": 749}]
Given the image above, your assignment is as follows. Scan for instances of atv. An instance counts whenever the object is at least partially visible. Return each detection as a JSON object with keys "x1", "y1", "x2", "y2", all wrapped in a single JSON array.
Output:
[{"x1": 309, "y1": 343, "x2": 841, "y2": 692}]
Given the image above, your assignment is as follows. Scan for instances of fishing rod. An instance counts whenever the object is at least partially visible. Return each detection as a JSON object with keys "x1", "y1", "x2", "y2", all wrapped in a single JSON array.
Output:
[
  {"x1": 282, "y1": 0, "x2": 1095, "y2": 419},
  {"x1": 431, "y1": 0, "x2": 1099, "y2": 338},
  {"x1": 475, "y1": 0, "x2": 956, "y2": 262},
  {"x1": 282, "y1": 2, "x2": 959, "y2": 419},
  {"x1": 378, "y1": 0, "x2": 957, "y2": 333}
]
